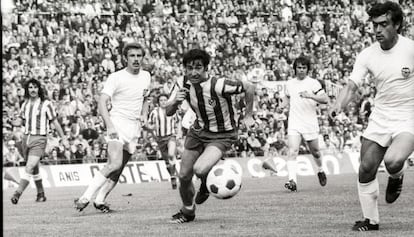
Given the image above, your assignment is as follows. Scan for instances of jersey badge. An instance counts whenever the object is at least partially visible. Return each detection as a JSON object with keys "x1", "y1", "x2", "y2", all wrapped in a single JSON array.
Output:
[{"x1": 401, "y1": 67, "x2": 410, "y2": 78}]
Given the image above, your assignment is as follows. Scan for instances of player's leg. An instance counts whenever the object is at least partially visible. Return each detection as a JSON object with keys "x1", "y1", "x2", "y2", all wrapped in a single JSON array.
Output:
[
  {"x1": 306, "y1": 138, "x2": 327, "y2": 186},
  {"x1": 75, "y1": 139, "x2": 124, "y2": 211},
  {"x1": 32, "y1": 165, "x2": 46, "y2": 202},
  {"x1": 194, "y1": 145, "x2": 224, "y2": 205},
  {"x1": 93, "y1": 149, "x2": 132, "y2": 212},
  {"x1": 167, "y1": 137, "x2": 178, "y2": 189},
  {"x1": 170, "y1": 148, "x2": 199, "y2": 223},
  {"x1": 383, "y1": 132, "x2": 414, "y2": 203},
  {"x1": 11, "y1": 154, "x2": 41, "y2": 204},
  {"x1": 352, "y1": 137, "x2": 386, "y2": 231},
  {"x1": 285, "y1": 133, "x2": 302, "y2": 191}
]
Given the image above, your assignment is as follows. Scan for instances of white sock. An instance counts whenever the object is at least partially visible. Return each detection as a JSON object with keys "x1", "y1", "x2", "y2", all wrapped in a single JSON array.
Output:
[
  {"x1": 389, "y1": 162, "x2": 407, "y2": 179},
  {"x1": 80, "y1": 172, "x2": 107, "y2": 201},
  {"x1": 313, "y1": 156, "x2": 323, "y2": 172},
  {"x1": 95, "y1": 179, "x2": 117, "y2": 204},
  {"x1": 287, "y1": 160, "x2": 297, "y2": 182},
  {"x1": 358, "y1": 179, "x2": 379, "y2": 224}
]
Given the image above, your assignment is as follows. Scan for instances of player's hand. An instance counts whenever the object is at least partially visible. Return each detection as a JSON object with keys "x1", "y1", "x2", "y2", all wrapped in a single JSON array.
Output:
[
  {"x1": 175, "y1": 88, "x2": 189, "y2": 102},
  {"x1": 299, "y1": 91, "x2": 313, "y2": 99},
  {"x1": 243, "y1": 115, "x2": 255, "y2": 128},
  {"x1": 107, "y1": 126, "x2": 119, "y2": 140},
  {"x1": 328, "y1": 104, "x2": 341, "y2": 120}
]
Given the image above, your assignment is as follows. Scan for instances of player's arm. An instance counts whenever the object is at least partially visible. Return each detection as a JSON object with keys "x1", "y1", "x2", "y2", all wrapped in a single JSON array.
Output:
[
  {"x1": 98, "y1": 93, "x2": 117, "y2": 138},
  {"x1": 166, "y1": 88, "x2": 188, "y2": 116},
  {"x1": 241, "y1": 80, "x2": 255, "y2": 117},
  {"x1": 300, "y1": 89, "x2": 329, "y2": 104},
  {"x1": 141, "y1": 96, "x2": 150, "y2": 125},
  {"x1": 51, "y1": 118, "x2": 65, "y2": 139},
  {"x1": 329, "y1": 80, "x2": 358, "y2": 117},
  {"x1": 279, "y1": 95, "x2": 290, "y2": 110}
]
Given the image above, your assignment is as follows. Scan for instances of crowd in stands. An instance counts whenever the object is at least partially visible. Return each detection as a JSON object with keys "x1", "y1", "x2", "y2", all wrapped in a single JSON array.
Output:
[{"x1": 3, "y1": 0, "x2": 414, "y2": 166}]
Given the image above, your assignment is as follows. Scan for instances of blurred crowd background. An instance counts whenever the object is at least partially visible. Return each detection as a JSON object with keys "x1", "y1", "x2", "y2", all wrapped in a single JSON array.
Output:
[{"x1": 3, "y1": 0, "x2": 414, "y2": 166}]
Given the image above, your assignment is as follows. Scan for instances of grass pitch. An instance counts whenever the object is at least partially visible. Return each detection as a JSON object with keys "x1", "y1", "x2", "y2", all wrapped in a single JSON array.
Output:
[{"x1": 3, "y1": 171, "x2": 414, "y2": 237}]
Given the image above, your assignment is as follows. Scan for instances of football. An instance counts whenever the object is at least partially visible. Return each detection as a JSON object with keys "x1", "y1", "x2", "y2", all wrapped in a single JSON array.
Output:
[{"x1": 206, "y1": 163, "x2": 242, "y2": 199}]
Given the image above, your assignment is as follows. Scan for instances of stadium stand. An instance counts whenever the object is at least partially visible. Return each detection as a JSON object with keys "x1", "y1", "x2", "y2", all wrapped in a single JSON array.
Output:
[{"x1": 2, "y1": 0, "x2": 414, "y2": 165}]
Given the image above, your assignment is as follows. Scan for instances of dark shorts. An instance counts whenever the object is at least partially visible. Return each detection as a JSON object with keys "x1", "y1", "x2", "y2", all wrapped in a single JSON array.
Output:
[
  {"x1": 22, "y1": 134, "x2": 47, "y2": 158},
  {"x1": 184, "y1": 127, "x2": 238, "y2": 154},
  {"x1": 156, "y1": 135, "x2": 176, "y2": 156}
]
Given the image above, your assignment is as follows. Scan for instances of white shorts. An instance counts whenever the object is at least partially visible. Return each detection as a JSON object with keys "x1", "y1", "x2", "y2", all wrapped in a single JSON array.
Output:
[
  {"x1": 363, "y1": 116, "x2": 414, "y2": 147},
  {"x1": 106, "y1": 116, "x2": 141, "y2": 153},
  {"x1": 288, "y1": 129, "x2": 319, "y2": 141}
]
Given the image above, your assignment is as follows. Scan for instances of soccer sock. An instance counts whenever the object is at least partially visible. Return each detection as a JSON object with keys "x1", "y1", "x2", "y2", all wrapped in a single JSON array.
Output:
[
  {"x1": 358, "y1": 179, "x2": 379, "y2": 224},
  {"x1": 181, "y1": 204, "x2": 196, "y2": 215},
  {"x1": 33, "y1": 174, "x2": 44, "y2": 194},
  {"x1": 80, "y1": 172, "x2": 107, "y2": 201},
  {"x1": 287, "y1": 160, "x2": 297, "y2": 182},
  {"x1": 389, "y1": 162, "x2": 407, "y2": 179},
  {"x1": 313, "y1": 156, "x2": 323, "y2": 171},
  {"x1": 95, "y1": 179, "x2": 117, "y2": 204},
  {"x1": 16, "y1": 172, "x2": 32, "y2": 195}
]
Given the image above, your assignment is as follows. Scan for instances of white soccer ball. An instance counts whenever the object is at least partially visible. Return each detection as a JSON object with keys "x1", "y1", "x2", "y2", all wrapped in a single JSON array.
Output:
[{"x1": 206, "y1": 163, "x2": 242, "y2": 199}]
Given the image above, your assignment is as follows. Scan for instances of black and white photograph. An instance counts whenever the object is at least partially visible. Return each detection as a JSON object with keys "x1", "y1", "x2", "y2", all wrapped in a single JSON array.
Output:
[{"x1": 2, "y1": 0, "x2": 414, "y2": 236}]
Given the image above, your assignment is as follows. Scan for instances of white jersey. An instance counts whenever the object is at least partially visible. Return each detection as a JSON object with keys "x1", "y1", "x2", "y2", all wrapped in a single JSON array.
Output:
[
  {"x1": 101, "y1": 68, "x2": 151, "y2": 120},
  {"x1": 349, "y1": 35, "x2": 414, "y2": 121},
  {"x1": 286, "y1": 76, "x2": 324, "y2": 133}
]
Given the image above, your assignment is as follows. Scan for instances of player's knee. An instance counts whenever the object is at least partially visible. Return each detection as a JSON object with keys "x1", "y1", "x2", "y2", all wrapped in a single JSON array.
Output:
[
  {"x1": 311, "y1": 150, "x2": 321, "y2": 159},
  {"x1": 359, "y1": 162, "x2": 376, "y2": 178},
  {"x1": 107, "y1": 161, "x2": 123, "y2": 173},
  {"x1": 25, "y1": 165, "x2": 36, "y2": 175},
  {"x1": 178, "y1": 172, "x2": 192, "y2": 182},
  {"x1": 384, "y1": 158, "x2": 405, "y2": 174},
  {"x1": 193, "y1": 164, "x2": 209, "y2": 178},
  {"x1": 288, "y1": 148, "x2": 299, "y2": 158}
]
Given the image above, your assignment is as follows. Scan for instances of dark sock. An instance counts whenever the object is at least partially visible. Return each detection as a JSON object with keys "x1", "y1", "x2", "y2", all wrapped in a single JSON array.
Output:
[{"x1": 35, "y1": 179, "x2": 44, "y2": 194}]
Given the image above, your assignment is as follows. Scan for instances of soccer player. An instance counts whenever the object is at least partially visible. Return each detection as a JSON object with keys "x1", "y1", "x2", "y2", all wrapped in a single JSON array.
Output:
[
  {"x1": 11, "y1": 78, "x2": 65, "y2": 204},
  {"x1": 329, "y1": 1, "x2": 414, "y2": 231},
  {"x1": 280, "y1": 56, "x2": 328, "y2": 192},
  {"x1": 166, "y1": 49, "x2": 255, "y2": 223},
  {"x1": 74, "y1": 42, "x2": 151, "y2": 212},
  {"x1": 147, "y1": 93, "x2": 179, "y2": 189}
]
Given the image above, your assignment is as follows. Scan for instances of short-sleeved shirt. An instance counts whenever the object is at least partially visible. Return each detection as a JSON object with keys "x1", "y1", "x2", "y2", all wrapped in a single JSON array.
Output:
[
  {"x1": 286, "y1": 76, "x2": 324, "y2": 133},
  {"x1": 101, "y1": 68, "x2": 151, "y2": 120},
  {"x1": 349, "y1": 35, "x2": 414, "y2": 121},
  {"x1": 20, "y1": 98, "x2": 57, "y2": 135}
]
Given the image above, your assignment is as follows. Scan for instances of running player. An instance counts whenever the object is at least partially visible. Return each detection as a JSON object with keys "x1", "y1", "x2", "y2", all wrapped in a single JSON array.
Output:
[
  {"x1": 166, "y1": 49, "x2": 255, "y2": 223},
  {"x1": 147, "y1": 93, "x2": 179, "y2": 189},
  {"x1": 74, "y1": 42, "x2": 151, "y2": 212},
  {"x1": 280, "y1": 56, "x2": 328, "y2": 192},
  {"x1": 329, "y1": 1, "x2": 414, "y2": 231},
  {"x1": 11, "y1": 79, "x2": 65, "y2": 204}
]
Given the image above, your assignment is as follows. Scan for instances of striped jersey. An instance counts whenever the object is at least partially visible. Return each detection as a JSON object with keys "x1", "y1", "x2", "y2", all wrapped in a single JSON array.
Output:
[
  {"x1": 183, "y1": 76, "x2": 245, "y2": 132},
  {"x1": 20, "y1": 98, "x2": 57, "y2": 135},
  {"x1": 149, "y1": 107, "x2": 177, "y2": 137}
]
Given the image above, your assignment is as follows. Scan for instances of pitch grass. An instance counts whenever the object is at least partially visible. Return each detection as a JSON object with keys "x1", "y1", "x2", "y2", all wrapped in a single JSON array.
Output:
[{"x1": 3, "y1": 171, "x2": 414, "y2": 237}]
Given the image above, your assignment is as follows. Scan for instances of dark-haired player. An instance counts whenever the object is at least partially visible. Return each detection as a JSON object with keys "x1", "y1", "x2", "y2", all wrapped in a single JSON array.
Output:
[
  {"x1": 166, "y1": 49, "x2": 255, "y2": 223},
  {"x1": 11, "y1": 79, "x2": 65, "y2": 204},
  {"x1": 279, "y1": 56, "x2": 328, "y2": 192},
  {"x1": 330, "y1": 1, "x2": 414, "y2": 231},
  {"x1": 147, "y1": 93, "x2": 179, "y2": 189}
]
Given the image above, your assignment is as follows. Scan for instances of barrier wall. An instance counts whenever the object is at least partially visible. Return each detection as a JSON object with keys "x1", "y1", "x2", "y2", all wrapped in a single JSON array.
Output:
[{"x1": 2, "y1": 152, "x2": 361, "y2": 190}]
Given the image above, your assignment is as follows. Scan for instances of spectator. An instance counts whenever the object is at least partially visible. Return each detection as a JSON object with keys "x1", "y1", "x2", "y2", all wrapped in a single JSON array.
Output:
[
  {"x1": 4, "y1": 140, "x2": 24, "y2": 167},
  {"x1": 81, "y1": 120, "x2": 99, "y2": 145}
]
